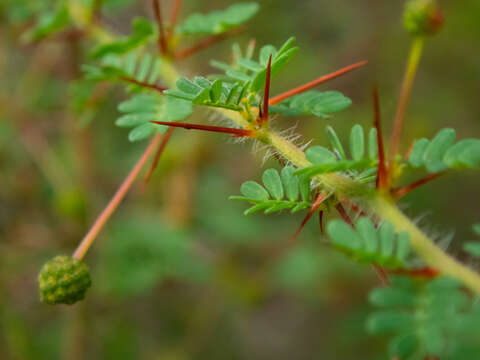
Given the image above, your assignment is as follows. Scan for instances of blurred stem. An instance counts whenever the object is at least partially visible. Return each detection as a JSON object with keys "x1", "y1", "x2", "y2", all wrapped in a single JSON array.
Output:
[
  {"x1": 72, "y1": 133, "x2": 163, "y2": 260},
  {"x1": 388, "y1": 37, "x2": 425, "y2": 176}
]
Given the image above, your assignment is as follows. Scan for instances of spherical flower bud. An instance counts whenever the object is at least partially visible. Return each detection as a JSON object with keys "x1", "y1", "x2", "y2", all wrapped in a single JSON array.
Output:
[
  {"x1": 404, "y1": 0, "x2": 444, "y2": 37},
  {"x1": 38, "y1": 255, "x2": 92, "y2": 305}
]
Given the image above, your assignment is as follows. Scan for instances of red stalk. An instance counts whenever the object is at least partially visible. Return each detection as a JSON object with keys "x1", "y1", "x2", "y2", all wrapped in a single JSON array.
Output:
[
  {"x1": 335, "y1": 203, "x2": 354, "y2": 227},
  {"x1": 391, "y1": 172, "x2": 444, "y2": 199},
  {"x1": 120, "y1": 76, "x2": 167, "y2": 93},
  {"x1": 373, "y1": 86, "x2": 388, "y2": 190},
  {"x1": 152, "y1": 0, "x2": 168, "y2": 54},
  {"x1": 319, "y1": 210, "x2": 324, "y2": 233},
  {"x1": 174, "y1": 27, "x2": 244, "y2": 60},
  {"x1": 167, "y1": 0, "x2": 182, "y2": 39},
  {"x1": 258, "y1": 55, "x2": 272, "y2": 126},
  {"x1": 269, "y1": 60, "x2": 367, "y2": 105},
  {"x1": 143, "y1": 127, "x2": 175, "y2": 184},
  {"x1": 289, "y1": 193, "x2": 326, "y2": 243},
  {"x1": 150, "y1": 121, "x2": 254, "y2": 137}
]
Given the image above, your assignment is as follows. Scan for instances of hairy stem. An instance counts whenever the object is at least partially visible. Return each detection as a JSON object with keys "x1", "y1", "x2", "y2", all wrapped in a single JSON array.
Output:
[
  {"x1": 72, "y1": 134, "x2": 163, "y2": 259},
  {"x1": 389, "y1": 37, "x2": 425, "y2": 172}
]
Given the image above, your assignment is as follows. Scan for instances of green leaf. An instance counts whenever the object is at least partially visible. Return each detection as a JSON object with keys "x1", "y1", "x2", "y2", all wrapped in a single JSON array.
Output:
[
  {"x1": 443, "y1": 139, "x2": 480, "y2": 169},
  {"x1": 396, "y1": 232, "x2": 410, "y2": 263},
  {"x1": 116, "y1": 94, "x2": 192, "y2": 141},
  {"x1": 327, "y1": 220, "x2": 362, "y2": 252},
  {"x1": 295, "y1": 159, "x2": 373, "y2": 178},
  {"x1": 271, "y1": 91, "x2": 351, "y2": 118},
  {"x1": 22, "y1": 4, "x2": 70, "y2": 42},
  {"x1": 366, "y1": 311, "x2": 415, "y2": 334},
  {"x1": 356, "y1": 217, "x2": 377, "y2": 256},
  {"x1": 379, "y1": 221, "x2": 395, "y2": 260},
  {"x1": 474, "y1": 224, "x2": 480, "y2": 236},
  {"x1": 178, "y1": 2, "x2": 259, "y2": 35},
  {"x1": 281, "y1": 166, "x2": 299, "y2": 202},
  {"x1": 326, "y1": 125, "x2": 347, "y2": 160},
  {"x1": 305, "y1": 146, "x2": 337, "y2": 165},
  {"x1": 240, "y1": 181, "x2": 269, "y2": 201},
  {"x1": 165, "y1": 76, "x2": 245, "y2": 111},
  {"x1": 262, "y1": 169, "x2": 284, "y2": 200},
  {"x1": 92, "y1": 17, "x2": 154, "y2": 58},
  {"x1": 388, "y1": 334, "x2": 418, "y2": 359},
  {"x1": 409, "y1": 138, "x2": 429, "y2": 167},
  {"x1": 369, "y1": 287, "x2": 416, "y2": 308},
  {"x1": 423, "y1": 128, "x2": 456, "y2": 172},
  {"x1": 350, "y1": 124, "x2": 365, "y2": 161},
  {"x1": 464, "y1": 242, "x2": 480, "y2": 257},
  {"x1": 128, "y1": 122, "x2": 155, "y2": 141}
]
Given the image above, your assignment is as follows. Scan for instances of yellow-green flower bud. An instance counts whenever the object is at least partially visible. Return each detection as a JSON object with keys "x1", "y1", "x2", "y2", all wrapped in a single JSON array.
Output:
[
  {"x1": 404, "y1": 0, "x2": 444, "y2": 37},
  {"x1": 38, "y1": 255, "x2": 92, "y2": 305}
]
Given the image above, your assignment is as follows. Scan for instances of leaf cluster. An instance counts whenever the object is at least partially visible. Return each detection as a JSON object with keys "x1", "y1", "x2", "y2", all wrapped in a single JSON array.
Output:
[
  {"x1": 116, "y1": 94, "x2": 192, "y2": 142},
  {"x1": 230, "y1": 166, "x2": 313, "y2": 215},
  {"x1": 296, "y1": 124, "x2": 379, "y2": 181},
  {"x1": 408, "y1": 128, "x2": 480, "y2": 172},
  {"x1": 327, "y1": 217, "x2": 410, "y2": 269},
  {"x1": 368, "y1": 276, "x2": 480, "y2": 359},
  {"x1": 177, "y1": 2, "x2": 259, "y2": 36},
  {"x1": 164, "y1": 76, "x2": 248, "y2": 111}
]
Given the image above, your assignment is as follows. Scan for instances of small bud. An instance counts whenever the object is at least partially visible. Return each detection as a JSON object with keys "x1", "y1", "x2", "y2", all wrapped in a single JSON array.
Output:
[
  {"x1": 404, "y1": 0, "x2": 444, "y2": 37},
  {"x1": 38, "y1": 255, "x2": 92, "y2": 305}
]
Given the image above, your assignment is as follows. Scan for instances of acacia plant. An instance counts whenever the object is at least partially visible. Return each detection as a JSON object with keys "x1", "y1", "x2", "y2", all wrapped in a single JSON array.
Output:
[{"x1": 15, "y1": 0, "x2": 480, "y2": 358}]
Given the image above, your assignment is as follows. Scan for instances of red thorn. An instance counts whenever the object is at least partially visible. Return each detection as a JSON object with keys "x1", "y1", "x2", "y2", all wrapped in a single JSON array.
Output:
[
  {"x1": 150, "y1": 121, "x2": 254, "y2": 137},
  {"x1": 392, "y1": 266, "x2": 440, "y2": 279},
  {"x1": 174, "y1": 27, "x2": 244, "y2": 60},
  {"x1": 152, "y1": 0, "x2": 168, "y2": 54},
  {"x1": 392, "y1": 172, "x2": 444, "y2": 199},
  {"x1": 344, "y1": 198, "x2": 367, "y2": 217},
  {"x1": 335, "y1": 203, "x2": 353, "y2": 228},
  {"x1": 290, "y1": 193, "x2": 326, "y2": 243},
  {"x1": 120, "y1": 76, "x2": 167, "y2": 93},
  {"x1": 258, "y1": 55, "x2": 272, "y2": 126},
  {"x1": 269, "y1": 60, "x2": 368, "y2": 105},
  {"x1": 143, "y1": 127, "x2": 175, "y2": 184},
  {"x1": 319, "y1": 210, "x2": 324, "y2": 233},
  {"x1": 373, "y1": 86, "x2": 388, "y2": 190}
]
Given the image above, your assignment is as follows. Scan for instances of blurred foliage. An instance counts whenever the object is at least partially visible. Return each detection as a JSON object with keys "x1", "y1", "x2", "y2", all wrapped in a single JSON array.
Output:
[{"x1": 1, "y1": 0, "x2": 480, "y2": 359}]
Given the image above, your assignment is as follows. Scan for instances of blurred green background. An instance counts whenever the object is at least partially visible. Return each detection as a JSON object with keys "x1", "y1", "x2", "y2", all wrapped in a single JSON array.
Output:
[{"x1": 0, "y1": 0, "x2": 479, "y2": 359}]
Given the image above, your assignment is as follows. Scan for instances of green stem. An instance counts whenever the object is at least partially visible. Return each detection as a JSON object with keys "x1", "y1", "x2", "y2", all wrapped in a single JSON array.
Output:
[
  {"x1": 68, "y1": 2, "x2": 480, "y2": 293},
  {"x1": 371, "y1": 196, "x2": 480, "y2": 293},
  {"x1": 389, "y1": 37, "x2": 425, "y2": 172}
]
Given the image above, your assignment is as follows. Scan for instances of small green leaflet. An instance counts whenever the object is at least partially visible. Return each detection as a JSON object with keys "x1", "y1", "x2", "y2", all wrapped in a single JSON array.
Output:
[
  {"x1": 367, "y1": 276, "x2": 477, "y2": 359},
  {"x1": 177, "y1": 2, "x2": 259, "y2": 35},
  {"x1": 230, "y1": 166, "x2": 312, "y2": 215},
  {"x1": 408, "y1": 128, "x2": 480, "y2": 172},
  {"x1": 295, "y1": 124, "x2": 378, "y2": 180},
  {"x1": 463, "y1": 223, "x2": 480, "y2": 257},
  {"x1": 164, "y1": 77, "x2": 247, "y2": 111},
  {"x1": 22, "y1": 3, "x2": 70, "y2": 42},
  {"x1": 327, "y1": 218, "x2": 410, "y2": 268},
  {"x1": 116, "y1": 94, "x2": 192, "y2": 142},
  {"x1": 210, "y1": 37, "x2": 299, "y2": 92},
  {"x1": 270, "y1": 91, "x2": 352, "y2": 118},
  {"x1": 92, "y1": 17, "x2": 155, "y2": 58},
  {"x1": 83, "y1": 52, "x2": 163, "y2": 92}
]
